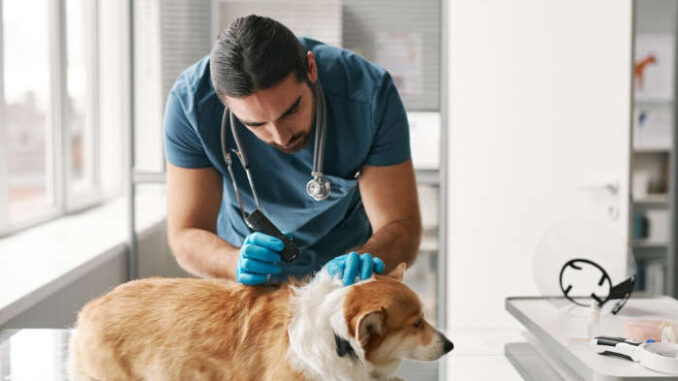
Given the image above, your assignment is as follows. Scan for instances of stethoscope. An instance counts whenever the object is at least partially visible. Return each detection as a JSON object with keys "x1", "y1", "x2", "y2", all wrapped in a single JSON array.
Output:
[
  {"x1": 220, "y1": 80, "x2": 331, "y2": 206},
  {"x1": 217, "y1": 81, "x2": 330, "y2": 263}
]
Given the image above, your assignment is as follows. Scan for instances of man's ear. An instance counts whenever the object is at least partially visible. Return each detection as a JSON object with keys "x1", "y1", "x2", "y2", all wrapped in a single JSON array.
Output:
[
  {"x1": 385, "y1": 263, "x2": 407, "y2": 282},
  {"x1": 355, "y1": 308, "x2": 386, "y2": 348},
  {"x1": 306, "y1": 51, "x2": 318, "y2": 83}
]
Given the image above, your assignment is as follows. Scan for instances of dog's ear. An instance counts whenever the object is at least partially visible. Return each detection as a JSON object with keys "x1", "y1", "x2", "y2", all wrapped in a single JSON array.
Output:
[
  {"x1": 385, "y1": 263, "x2": 406, "y2": 282},
  {"x1": 355, "y1": 308, "x2": 386, "y2": 348}
]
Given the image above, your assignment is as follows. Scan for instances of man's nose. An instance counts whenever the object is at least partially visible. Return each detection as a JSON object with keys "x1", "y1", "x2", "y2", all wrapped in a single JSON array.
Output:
[{"x1": 269, "y1": 123, "x2": 292, "y2": 146}]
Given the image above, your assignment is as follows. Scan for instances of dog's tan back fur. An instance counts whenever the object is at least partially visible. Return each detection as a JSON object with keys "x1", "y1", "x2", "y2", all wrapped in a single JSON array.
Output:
[{"x1": 71, "y1": 277, "x2": 308, "y2": 381}]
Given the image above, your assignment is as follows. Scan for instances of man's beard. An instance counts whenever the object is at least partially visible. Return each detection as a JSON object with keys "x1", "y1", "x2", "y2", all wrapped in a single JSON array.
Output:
[{"x1": 270, "y1": 129, "x2": 312, "y2": 153}]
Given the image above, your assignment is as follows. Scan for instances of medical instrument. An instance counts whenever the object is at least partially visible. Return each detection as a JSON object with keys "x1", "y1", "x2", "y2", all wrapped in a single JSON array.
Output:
[
  {"x1": 220, "y1": 80, "x2": 331, "y2": 202},
  {"x1": 220, "y1": 108, "x2": 301, "y2": 262},
  {"x1": 591, "y1": 336, "x2": 678, "y2": 375},
  {"x1": 219, "y1": 81, "x2": 332, "y2": 262},
  {"x1": 305, "y1": 80, "x2": 331, "y2": 201}
]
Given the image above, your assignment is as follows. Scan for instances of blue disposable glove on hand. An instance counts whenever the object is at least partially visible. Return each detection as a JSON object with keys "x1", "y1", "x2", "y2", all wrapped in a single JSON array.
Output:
[
  {"x1": 324, "y1": 252, "x2": 385, "y2": 286},
  {"x1": 235, "y1": 232, "x2": 283, "y2": 285}
]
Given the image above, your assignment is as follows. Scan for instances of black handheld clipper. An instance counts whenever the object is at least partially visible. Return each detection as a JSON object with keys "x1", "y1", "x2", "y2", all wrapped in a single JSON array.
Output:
[{"x1": 246, "y1": 209, "x2": 299, "y2": 262}]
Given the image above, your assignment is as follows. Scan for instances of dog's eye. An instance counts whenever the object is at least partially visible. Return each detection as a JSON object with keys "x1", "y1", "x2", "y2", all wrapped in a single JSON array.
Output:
[{"x1": 413, "y1": 319, "x2": 423, "y2": 328}]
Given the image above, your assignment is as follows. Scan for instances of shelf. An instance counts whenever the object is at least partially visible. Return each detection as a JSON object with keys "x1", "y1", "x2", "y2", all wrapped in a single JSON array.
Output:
[
  {"x1": 419, "y1": 235, "x2": 438, "y2": 254},
  {"x1": 634, "y1": 249, "x2": 667, "y2": 262},
  {"x1": 415, "y1": 168, "x2": 440, "y2": 186},
  {"x1": 633, "y1": 194, "x2": 669, "y2": 207},
  {"x1": 634, "y1": 98, "x2": 674, "y2": 105},
  {"x1": 632, "y1": 239, "x2": 669, "y2": 249},
  {"x1": 633, "y1": 146, "x2": 671, "y2": 153}
]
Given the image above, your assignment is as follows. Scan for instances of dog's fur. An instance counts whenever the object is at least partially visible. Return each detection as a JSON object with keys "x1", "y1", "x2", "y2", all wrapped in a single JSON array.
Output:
[{"x1": 69, "y1": 264, "x2": 453, "y2": 381}]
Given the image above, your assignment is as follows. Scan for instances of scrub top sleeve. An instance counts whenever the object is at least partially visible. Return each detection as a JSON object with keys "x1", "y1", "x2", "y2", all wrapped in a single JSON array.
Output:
[
  {"x1": 163, "y1": 89, "x2": 213, "y2": 168},
  {"x1": 364, "y1": 73, "x2": 412, "y2": 166}
]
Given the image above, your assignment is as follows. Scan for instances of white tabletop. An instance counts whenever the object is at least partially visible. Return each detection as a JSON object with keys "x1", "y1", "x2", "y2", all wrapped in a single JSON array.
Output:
[
  {"x1": 506, "y1": 296, "x2": 678, "y2": 381},
  {"x1": 0, "y1": 328, "x2": 527, "y2": 381}
]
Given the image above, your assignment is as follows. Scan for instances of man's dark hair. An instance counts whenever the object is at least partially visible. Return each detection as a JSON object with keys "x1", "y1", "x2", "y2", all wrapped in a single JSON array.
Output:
[{"x1": 210, "y1": 15, "x2": 309, "y2": 98}]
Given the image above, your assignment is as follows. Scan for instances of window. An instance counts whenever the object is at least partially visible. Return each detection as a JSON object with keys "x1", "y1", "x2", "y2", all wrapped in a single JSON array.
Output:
[
  {"x1": 0, "y1": 0, "x2": 127, "y2": 235},
  {"x1": 66, "y1": 0, "x2": 96, "y2": 195},
  {"x1": 3, "y1": 0, "x2": 54, "y2": 224}
]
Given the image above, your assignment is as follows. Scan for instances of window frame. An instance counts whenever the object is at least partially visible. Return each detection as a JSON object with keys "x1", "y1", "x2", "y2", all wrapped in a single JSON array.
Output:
[
  {"x1": 0, "y1": 0, "x2": 7, "y2": 234},
  {"x1": 63, "y1": 0, "x2": 104, "y2": 212},
  {"x1": 0, "y1": 0, "x2": 118, "y2": 238}
]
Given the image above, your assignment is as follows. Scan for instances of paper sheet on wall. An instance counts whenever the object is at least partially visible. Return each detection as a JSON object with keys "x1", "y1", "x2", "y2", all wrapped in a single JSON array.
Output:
[
  {"x1": 634, "y1": 105, "x2": 673, "y2": 149},
  {"x1": 408, "y1": 112, "x2": 440, "y2": 169},
  {"x1": 374, "y1": 32, "x2": 423, "y2": 96}
]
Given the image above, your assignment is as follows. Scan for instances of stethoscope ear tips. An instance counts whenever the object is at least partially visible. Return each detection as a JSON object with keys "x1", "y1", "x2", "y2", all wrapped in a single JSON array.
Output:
[{"x1": 307, "y1": 176, "x2": 331, "y2": 201}]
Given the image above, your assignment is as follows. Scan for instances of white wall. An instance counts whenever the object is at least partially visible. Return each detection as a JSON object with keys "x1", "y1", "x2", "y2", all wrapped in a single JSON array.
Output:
[{"x1": 446, "y1": 0, "x2": 634, "y2": 329}]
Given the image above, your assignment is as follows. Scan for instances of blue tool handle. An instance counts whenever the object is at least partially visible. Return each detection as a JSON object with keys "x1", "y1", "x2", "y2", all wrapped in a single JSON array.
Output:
[{"x1": 246, "y1": 209, "x2": 299, "y2": 262}]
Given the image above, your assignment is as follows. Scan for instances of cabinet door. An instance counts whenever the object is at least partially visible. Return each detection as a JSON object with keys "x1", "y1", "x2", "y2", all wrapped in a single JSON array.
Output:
[{"x1": 447, "y1": 0, "x2": 633, "y2": 328}]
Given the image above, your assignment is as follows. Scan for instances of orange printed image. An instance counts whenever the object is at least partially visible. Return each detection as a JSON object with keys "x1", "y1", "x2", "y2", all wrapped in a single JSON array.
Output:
[{"x1": 635, "y1": 53, "x2": 657, "y2": 90}]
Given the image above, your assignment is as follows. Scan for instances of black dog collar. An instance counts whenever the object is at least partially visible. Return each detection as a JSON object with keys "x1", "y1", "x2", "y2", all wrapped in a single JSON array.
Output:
[{"x1": 334, "y1": 333, "x2": 358, "y2": 361}]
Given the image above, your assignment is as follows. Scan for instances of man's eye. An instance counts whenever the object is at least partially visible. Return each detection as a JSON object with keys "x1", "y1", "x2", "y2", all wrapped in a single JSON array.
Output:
[
  {"x1": 413, "y1": 319, "x2": 423, "y2": 328},
  {"x1": 285, "y1": 105, "x2": 299, "y2": 117}
]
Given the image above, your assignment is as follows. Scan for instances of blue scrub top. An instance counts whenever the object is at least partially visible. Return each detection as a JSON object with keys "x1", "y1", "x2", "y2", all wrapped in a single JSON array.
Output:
[{"x1": 163, "y1": 37, "x2": 410, "y2": 282}]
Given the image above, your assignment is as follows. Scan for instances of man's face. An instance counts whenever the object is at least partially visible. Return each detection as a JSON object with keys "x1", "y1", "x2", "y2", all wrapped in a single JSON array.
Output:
[{"x1": 224, "y1": 65, "x2": 316, "y2": 154}]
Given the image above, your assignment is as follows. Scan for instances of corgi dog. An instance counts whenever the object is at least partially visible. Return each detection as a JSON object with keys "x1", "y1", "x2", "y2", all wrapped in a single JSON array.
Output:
[{"x1": 69, "y1": 263, "x2": 453, "y2": 381}]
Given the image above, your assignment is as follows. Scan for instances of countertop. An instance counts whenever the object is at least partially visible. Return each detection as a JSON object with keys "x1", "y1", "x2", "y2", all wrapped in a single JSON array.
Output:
[{"x1": 0, "y1": 328, "x2": 526, "y2": 380}]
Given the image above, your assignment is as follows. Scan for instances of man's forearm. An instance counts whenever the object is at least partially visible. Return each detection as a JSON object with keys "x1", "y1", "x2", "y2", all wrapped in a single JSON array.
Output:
[
  {"x1": 169, "y1": 227, "x2": 239, "y2": 280},
  {"x1": 353, "y1": 219, "x2": 422, "y2": 272}
]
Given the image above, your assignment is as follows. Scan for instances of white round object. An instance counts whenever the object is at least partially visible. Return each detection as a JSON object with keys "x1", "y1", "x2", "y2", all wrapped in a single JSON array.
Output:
[
  {"x1": 533, "y1": 218, "x2": 636, "y2": 315},
  {"x1": 306, "y1": 176, "x2": 331, "y2": 201}
]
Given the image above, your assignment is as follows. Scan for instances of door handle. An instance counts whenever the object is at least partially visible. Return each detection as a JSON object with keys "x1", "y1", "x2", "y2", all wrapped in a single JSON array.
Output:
[{"x1": 578, "y1": 181, "x2": 619, "y2": 195}]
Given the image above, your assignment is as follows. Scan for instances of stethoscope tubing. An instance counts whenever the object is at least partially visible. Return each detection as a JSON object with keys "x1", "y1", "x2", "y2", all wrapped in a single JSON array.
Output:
[{"x1": 220, "y1": 80, "x2": 329, "y2": 219}]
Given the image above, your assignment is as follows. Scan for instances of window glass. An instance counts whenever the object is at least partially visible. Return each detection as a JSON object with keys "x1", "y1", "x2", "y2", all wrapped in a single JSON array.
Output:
[
  {"x1": 4, "y1": 0, "x2": 53, "y2": 222},
  {"x1": 67, "y1": 0, "x2": 95, "y2": 194}
]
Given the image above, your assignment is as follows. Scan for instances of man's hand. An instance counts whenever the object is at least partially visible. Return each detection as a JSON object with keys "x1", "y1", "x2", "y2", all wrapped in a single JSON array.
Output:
[
  {"x1": 324, "y1": 252, "x2": 386, "y2": 286},
  {"x1": 236, "y1": 232, "x2": 283, "y2": 285}
]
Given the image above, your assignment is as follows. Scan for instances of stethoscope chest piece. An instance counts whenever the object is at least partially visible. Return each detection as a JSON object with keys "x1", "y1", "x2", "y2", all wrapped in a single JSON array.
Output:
[{"x1": 306, "y1": 175, "x2": 331, "y2": 201}]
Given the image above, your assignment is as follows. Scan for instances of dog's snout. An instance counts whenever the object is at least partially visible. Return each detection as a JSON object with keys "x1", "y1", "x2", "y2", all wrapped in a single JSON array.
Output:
[{"x1": 442, "y1": 336, "x2": 454, "y2": 354}]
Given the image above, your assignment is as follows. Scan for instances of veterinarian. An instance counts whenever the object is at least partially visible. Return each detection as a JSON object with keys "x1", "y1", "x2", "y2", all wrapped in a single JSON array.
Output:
[{"x1": 164, "y1": 15, "x2": 421, "y2": 286}]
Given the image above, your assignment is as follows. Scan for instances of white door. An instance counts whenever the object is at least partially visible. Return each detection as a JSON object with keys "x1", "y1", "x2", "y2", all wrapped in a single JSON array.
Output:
[{"x1": 446, "y1": 0, "x2": 634, "y2": 329}]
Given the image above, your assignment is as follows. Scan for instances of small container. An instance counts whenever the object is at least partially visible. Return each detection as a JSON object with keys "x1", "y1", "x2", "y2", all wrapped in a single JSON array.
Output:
[{"x1": 624, "y1": 319, "x2": 669, "y2": 342}]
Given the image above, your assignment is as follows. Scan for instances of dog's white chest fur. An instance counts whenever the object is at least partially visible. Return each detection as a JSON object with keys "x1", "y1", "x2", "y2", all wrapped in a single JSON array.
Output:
[{"x1": 286, "y1": 272, "x2": 396, "y2": 381}]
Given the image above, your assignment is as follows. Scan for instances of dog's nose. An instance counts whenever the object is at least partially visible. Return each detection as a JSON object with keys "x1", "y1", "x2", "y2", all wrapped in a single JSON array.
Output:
[{"x1": 442, "y1": 337, "x2": 454, "y2": 353}]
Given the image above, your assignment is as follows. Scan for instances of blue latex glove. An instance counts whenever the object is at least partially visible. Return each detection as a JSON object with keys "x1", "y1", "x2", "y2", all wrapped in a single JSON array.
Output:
[
  {"x1": 324, "y1": 252, "x2": 385, "y2": 286},
  {"x1": 235, "y1": 232, "x2": 283, "y2": 285}
]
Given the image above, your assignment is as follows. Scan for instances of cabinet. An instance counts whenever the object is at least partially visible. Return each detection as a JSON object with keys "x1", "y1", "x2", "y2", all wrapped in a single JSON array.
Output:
[{"x1": 631, "y1": 0, "x2": 678, "y2": 296}]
